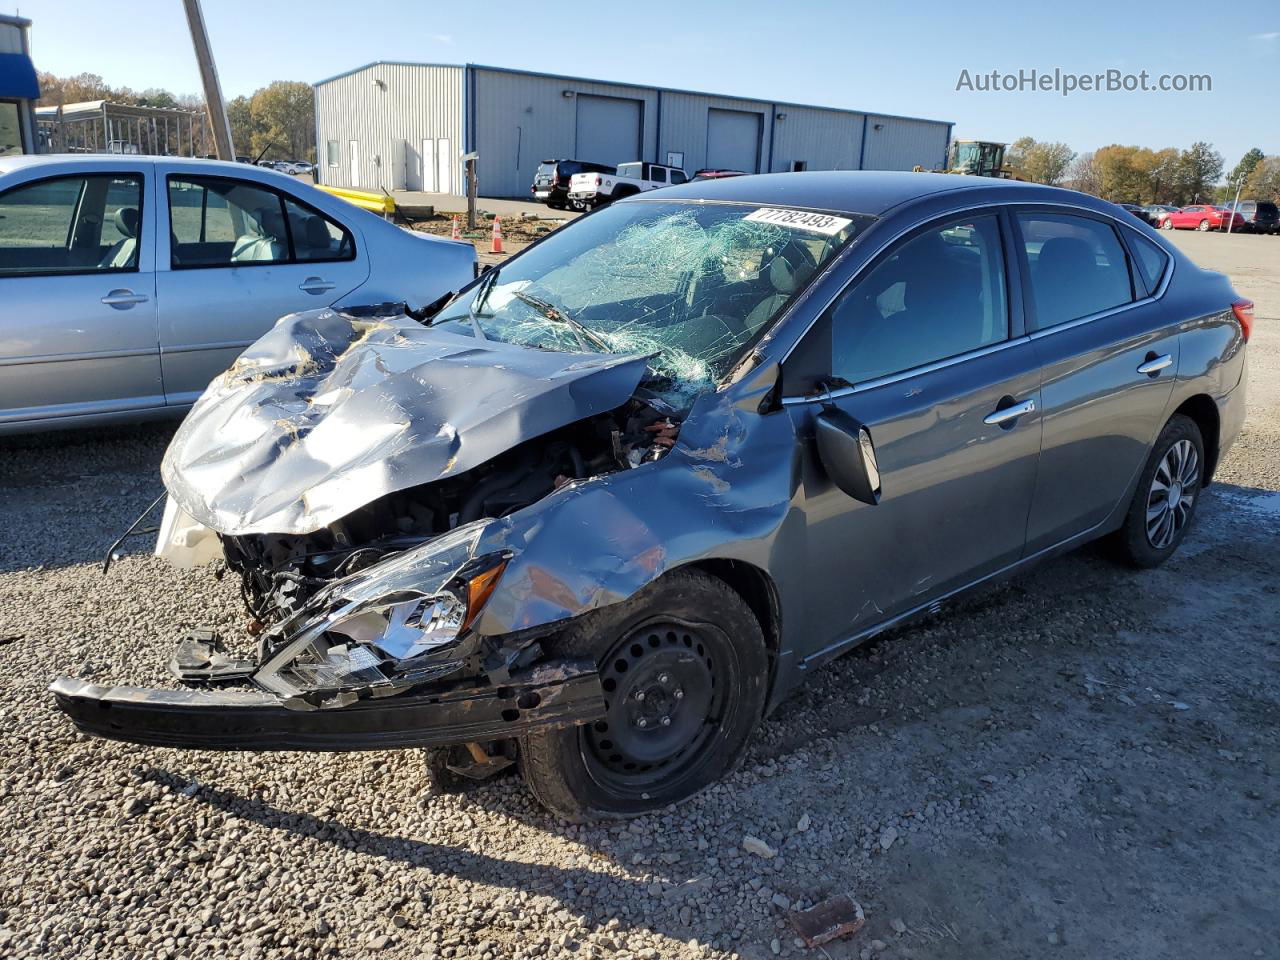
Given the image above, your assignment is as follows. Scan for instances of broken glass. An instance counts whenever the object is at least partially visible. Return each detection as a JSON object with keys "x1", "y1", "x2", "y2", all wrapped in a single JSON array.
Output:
[{"x1": 433, "y1": 201, "x2": 866, "y2": 407}]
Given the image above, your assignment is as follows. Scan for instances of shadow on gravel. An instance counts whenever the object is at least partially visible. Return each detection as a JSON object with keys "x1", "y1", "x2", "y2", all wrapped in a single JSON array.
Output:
[{"x1": 136, "y1": 766, "x2": 706, "y2": 943}]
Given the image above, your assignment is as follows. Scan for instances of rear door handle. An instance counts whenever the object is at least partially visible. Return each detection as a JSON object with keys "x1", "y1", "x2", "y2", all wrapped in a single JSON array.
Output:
[
  {"x1": 299, "y1": 277, "x2": 336, "y2": 295},
  {"x1": 1137, "y1": 354, "x2": 1173, "y2": 376},
  {"x1": 984, "y1": 398, "x2": 1036, "y2": 426},
  {"x1": 101, "y1": 289, "x2": 149, "y2": 308}
]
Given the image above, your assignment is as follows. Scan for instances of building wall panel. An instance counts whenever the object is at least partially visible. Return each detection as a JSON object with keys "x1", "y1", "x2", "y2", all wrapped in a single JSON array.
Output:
[
  {"x1": 473, "y1": 68, "x2": 658, "y2": 197},
  {"x1": 657, "y1": 92, "x2": 772, "y2": 175},
  {"x1": 860, "y1": 116, "x2": 951, "y2": 172},
  {"x1": 768, "y1": 105, "x2": 865, "y2": 173},
  {"x1": 314, "y1": 63, "x2": 463, "y2": 192}
]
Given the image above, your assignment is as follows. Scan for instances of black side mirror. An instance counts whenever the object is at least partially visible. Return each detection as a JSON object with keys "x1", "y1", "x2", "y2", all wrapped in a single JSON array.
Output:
[{"x1": 815, "y1": 408, "x2": 881, "y2": 506}]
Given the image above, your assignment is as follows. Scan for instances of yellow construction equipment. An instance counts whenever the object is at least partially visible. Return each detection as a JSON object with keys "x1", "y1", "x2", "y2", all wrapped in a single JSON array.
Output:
[
  {"x1": 314, "y1": 184, "x2": 398, "y2": 217},
  {"x1": 915, "y1": 140, "x2": 1026, "y2": 180}
]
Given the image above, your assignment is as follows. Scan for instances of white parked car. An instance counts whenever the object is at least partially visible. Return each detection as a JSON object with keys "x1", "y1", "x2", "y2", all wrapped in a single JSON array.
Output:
[
  {"x1": 0, "y1": 155, "x2": 475, "y2": 433},
  {"x1": 568, "y1": 161, "x2": 687, "y2": 208}
]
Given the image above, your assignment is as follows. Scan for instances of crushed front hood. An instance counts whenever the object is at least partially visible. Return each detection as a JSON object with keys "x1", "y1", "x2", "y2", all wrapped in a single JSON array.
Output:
[{"x1": 162, "y1": 308, "x2": 651, "y2": 536}]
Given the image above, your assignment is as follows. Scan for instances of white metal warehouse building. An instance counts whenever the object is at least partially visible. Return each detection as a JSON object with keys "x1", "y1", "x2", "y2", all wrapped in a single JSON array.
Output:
[{"x1": 313, "y1": 62, "x2": 953, "y2": 197}]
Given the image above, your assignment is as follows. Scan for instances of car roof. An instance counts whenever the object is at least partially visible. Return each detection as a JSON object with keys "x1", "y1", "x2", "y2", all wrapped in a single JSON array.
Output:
[
  {"x1": 636, "y1": 170, "x2": 1060, "y2": 217},
  {"x1": 0, "y1": 154, "x2": 294, "y2": 180}
]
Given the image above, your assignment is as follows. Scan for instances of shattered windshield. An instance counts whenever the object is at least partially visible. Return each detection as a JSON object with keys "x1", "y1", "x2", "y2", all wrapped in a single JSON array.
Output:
[{"x1": 433, "y1": 201, "x2": 869, "y2": 407}]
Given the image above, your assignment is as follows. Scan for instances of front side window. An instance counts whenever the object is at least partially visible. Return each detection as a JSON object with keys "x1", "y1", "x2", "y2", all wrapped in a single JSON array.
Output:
[
  {"x1": 828, "y1": 215, "x2": 1009, "y2": 384},
  {"x1": 431, "y1": 201, "x2": 869, "y2": 406},
  {"x1": 1016, "y1": 212, "x2": 1133, "y2": 330},
  {"x1": 670, "y1": 169, "x2": 688, "y2": 185},
  {"x1": 0, "y1": 174, "x2": 143, "y2": 276},
  {"x1": 167, "y1": 176, "x2": 353, "y2": 268},
  {"x1": 326, "y1": 140, "x2": 339, "y2": 166}
]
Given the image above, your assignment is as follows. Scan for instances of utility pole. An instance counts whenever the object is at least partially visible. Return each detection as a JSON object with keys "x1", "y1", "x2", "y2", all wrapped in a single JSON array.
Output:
[{"x1": 181, "y1": 0, "x2": 234, "y2": 160}]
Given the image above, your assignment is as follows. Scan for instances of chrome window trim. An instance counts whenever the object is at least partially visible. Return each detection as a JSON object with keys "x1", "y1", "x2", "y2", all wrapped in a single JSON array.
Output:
[
  {"x1": 775, "y1": 198, "x2": 1176, "y2": 375},
  {"x1": 780, "y1": 335, "x2": 1030, "y2": 407}
]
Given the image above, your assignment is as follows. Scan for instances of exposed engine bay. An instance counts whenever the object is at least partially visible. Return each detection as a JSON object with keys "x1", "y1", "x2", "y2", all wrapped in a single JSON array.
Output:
[{"x1": 222, "y1": 394, "x2": 681, "y2": 626}]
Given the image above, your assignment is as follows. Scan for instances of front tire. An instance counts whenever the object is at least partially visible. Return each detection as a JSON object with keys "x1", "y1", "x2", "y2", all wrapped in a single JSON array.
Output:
[
  {"x1": 519, "y1": 569, "x2": 767, "y2": 820},
  {"x1": 1161, "y1": 218, "x2": 1174, "y2": 230},
  {"x1": 1198, "y1": 219, "x2": 1211, "y2": 231},
  {"x1": 1111, "y1": 414, "x2": 1205, "y2": 568}
]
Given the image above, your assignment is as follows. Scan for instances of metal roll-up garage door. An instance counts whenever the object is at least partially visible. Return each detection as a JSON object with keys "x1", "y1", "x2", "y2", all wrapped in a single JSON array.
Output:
[
  {"x1": 706, "y1": 109, "x2": 762, "y2": 173},
  {"x1": 575, "y1": 95, "x2": 642, "y2": 166}
]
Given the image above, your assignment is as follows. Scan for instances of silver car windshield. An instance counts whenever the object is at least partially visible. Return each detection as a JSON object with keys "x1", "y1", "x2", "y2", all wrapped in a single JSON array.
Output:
[{"x1": 434, "y1": 201, "x2": 869, "y2": 406}]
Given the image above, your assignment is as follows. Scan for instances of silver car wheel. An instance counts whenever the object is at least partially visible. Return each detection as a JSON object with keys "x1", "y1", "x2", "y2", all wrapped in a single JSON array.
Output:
[{"x1": 1146, "y1": 439, "x2": 1199, "y2": 549}]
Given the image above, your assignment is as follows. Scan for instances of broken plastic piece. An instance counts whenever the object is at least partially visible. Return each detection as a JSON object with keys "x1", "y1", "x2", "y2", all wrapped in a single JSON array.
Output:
[
  {"x1": 169, "y1": 629, "x2": 256, "y2": 684},
  {"x1": 790, "y1": 894, "x2": 866, "y2": 947}
]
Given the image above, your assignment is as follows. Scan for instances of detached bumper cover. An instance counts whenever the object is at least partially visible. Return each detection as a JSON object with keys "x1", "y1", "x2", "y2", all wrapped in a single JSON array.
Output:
[{"x1": 50, "y1": 661, "x2": 605, "y2": 751}]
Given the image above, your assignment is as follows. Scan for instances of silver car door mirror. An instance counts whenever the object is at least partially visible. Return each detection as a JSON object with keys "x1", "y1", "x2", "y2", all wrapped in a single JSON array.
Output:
[{"x1": 814, "y1": 407, "x2": 881, "y2": 506}]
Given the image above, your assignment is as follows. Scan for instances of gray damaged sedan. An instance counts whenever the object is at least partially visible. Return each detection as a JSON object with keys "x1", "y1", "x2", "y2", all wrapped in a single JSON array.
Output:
[{"x1": 53, "y1": 172, "x2": 1251, "y2": 819}]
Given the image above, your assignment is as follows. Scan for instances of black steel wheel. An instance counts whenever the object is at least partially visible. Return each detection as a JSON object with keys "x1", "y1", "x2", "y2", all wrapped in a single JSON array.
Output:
[
  {"x1": 519, "y1": 569, "x2": 767, "y2": 820},
  {"x1": 581, "y1": 619, "x2": 723, "y2": 797}
]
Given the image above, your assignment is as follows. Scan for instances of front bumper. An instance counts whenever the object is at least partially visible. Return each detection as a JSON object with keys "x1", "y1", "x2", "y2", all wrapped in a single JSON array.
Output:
[{"x1": 50, "y1": 661, "x2": 605, "y2": 751}]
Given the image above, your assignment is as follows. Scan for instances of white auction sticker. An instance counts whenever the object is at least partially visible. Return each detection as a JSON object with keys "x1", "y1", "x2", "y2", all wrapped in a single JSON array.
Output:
[{"x1": 743, "y1": 207, "x2": 853, "y2": 236}]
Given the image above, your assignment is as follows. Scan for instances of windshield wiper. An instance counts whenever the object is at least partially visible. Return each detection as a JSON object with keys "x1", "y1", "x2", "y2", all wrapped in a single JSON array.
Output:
[
  {"x1": 467, "y1": 267, "x2": 500, "y2": 340},
  {"x1": 512, "y1": 290, "x2": 612, "y2": 353}
]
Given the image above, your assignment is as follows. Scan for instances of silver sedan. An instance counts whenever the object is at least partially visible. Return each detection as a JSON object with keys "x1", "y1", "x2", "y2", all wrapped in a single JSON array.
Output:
[{"x1": 0, "y1": 154, "x2": 475, "y2": 433}]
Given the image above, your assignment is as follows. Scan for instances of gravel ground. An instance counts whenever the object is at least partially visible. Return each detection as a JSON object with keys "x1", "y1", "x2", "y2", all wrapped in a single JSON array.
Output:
[{"x1": 1, "y1": 232, "x2": 1277, "y2": 960}]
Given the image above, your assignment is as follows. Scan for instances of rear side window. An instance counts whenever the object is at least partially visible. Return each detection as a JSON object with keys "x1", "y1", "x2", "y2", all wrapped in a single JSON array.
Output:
[
  {"x1": 168, "y1": 176, "x2": 353, "y2": 268},
  {"x1": 0, "y1": 174, "x2": 143, "y2": 276},
  {"x1": 650, "y1": 168, "x2": 668, "y2": 184},
  {"x1": 829, "y1": 214, "x2": 1009, "y2": 384},
  {"x1": 1016, "y1": 213, "x2": 1134, "y2": 331},
  {"x1": 1128, "y1": 232, "x2": 1171, "y2": 294}
]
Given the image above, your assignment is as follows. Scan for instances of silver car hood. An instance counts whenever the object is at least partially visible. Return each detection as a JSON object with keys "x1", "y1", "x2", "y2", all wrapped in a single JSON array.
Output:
[{"x1": 161, "y1": 308, "x2": 651, "y2": 536}]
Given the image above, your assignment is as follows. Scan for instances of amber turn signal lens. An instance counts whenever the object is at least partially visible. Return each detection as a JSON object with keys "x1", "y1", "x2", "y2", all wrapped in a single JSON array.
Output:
[{"x1": 461, "y1": 560, "x2": 508, "y2": 632}]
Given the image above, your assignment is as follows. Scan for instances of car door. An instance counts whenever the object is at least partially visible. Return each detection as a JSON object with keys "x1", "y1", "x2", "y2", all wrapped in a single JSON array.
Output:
[
  {"x1": 0, "y1": 165, "x2": 162, "y2": 428},
  {"x1": 1013, "y1": 208, "x2": 1178, "y2": 554},
  {"x1": 783, "y1": 211, "x2": 1042, "y2": 650},
  {"x1": 155, "y1": 169, "x2": 369, "y2": 405}
]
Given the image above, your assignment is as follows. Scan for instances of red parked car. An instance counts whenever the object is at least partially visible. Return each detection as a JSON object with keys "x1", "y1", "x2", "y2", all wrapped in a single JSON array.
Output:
[{"x1": 1159, "y1": 204, "x2": 1246, "y2": 232}]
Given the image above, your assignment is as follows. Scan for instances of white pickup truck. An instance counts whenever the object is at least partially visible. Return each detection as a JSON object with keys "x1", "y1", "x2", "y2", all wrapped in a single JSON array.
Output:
[{"x1": 567, "y1": 161, "x2": 688, "y2": 208}]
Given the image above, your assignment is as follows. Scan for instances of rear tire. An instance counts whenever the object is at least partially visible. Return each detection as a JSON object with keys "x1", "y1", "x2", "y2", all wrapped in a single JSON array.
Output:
[
  {"x1": 519, "y1": 569, "x2": 767, "y2": 821},
  {"x1": 1110, "y1": 414, "x2": 1205, "y2": 568}
]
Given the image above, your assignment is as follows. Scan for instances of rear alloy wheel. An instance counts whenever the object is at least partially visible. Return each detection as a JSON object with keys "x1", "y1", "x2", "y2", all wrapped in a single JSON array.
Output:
[
  {"x1": 519, "y1": 569, "x2": 767, "y2": 820},
  {"x1": 1111, "y1": 414, "x2": 1205, "y2": 568},
  {"x1": 1198, "y1": 219, "x2": 1211, "y2": 231}
]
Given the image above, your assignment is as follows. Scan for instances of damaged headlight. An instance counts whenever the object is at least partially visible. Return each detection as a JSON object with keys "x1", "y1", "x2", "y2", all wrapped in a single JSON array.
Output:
[{"x1": 254, "y1": 523, "x2": 509, "y2": 706}]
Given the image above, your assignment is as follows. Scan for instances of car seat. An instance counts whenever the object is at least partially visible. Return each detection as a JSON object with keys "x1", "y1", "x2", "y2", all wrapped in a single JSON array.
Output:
[
  {"x1": 231, "y1": 207, "x2": 288, "y2": 262},
  {"x1": 99, "y1": 207, "x2": 139, "y2": 269}
]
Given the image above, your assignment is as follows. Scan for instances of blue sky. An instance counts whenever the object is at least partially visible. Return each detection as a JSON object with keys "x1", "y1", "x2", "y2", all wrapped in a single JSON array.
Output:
[{"x1": 15, "y1": 0, "x2": 1279, "y2": 168}]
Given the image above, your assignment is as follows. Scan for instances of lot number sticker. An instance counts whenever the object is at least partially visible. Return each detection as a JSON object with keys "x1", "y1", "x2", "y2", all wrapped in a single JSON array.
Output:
[{"x1": 744, "y1": 207, "x2": 853, "y2": 236}]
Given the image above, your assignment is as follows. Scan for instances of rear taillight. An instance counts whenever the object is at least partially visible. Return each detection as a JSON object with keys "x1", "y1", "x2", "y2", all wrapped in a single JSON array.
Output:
[
  {"x1": 1232, "y1": 298, "x2": 1254, "y2": 341},
  {"x1": 552, "y1": 174, "x2": 559, "y2": 186},
  {"x1": 595, "y1": 176, "x2": 602, "y2": 186}
]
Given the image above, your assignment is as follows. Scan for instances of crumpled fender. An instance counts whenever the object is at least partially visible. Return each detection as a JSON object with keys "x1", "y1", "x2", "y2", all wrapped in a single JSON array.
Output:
[{"x1": 468, "y1": 368, "x2": 804, "y2": 642}]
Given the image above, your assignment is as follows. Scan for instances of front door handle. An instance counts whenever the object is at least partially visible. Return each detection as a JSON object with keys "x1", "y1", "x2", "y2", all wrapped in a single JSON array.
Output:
[
  {"x1": 101, "y1": 289, "x2": 149, "y2": 309},
  {"x1": 298, "y1": 277, "x2": 336, "y2": 295},
  {"x1": 1137, "y1": 353, "x2": 1173, "y2": 376},
  {"x1": 984, "y1": 397, "x2": 1036, "y2": 426}
]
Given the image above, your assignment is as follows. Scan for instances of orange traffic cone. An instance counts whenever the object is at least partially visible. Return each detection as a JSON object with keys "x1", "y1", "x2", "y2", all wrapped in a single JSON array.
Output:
[
  {"x1": 491, "y1": 216, "x2": 504, "y2": 254},
  {"x1": 450, "y1": 215, "x2": 460, "y2": 241}
]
